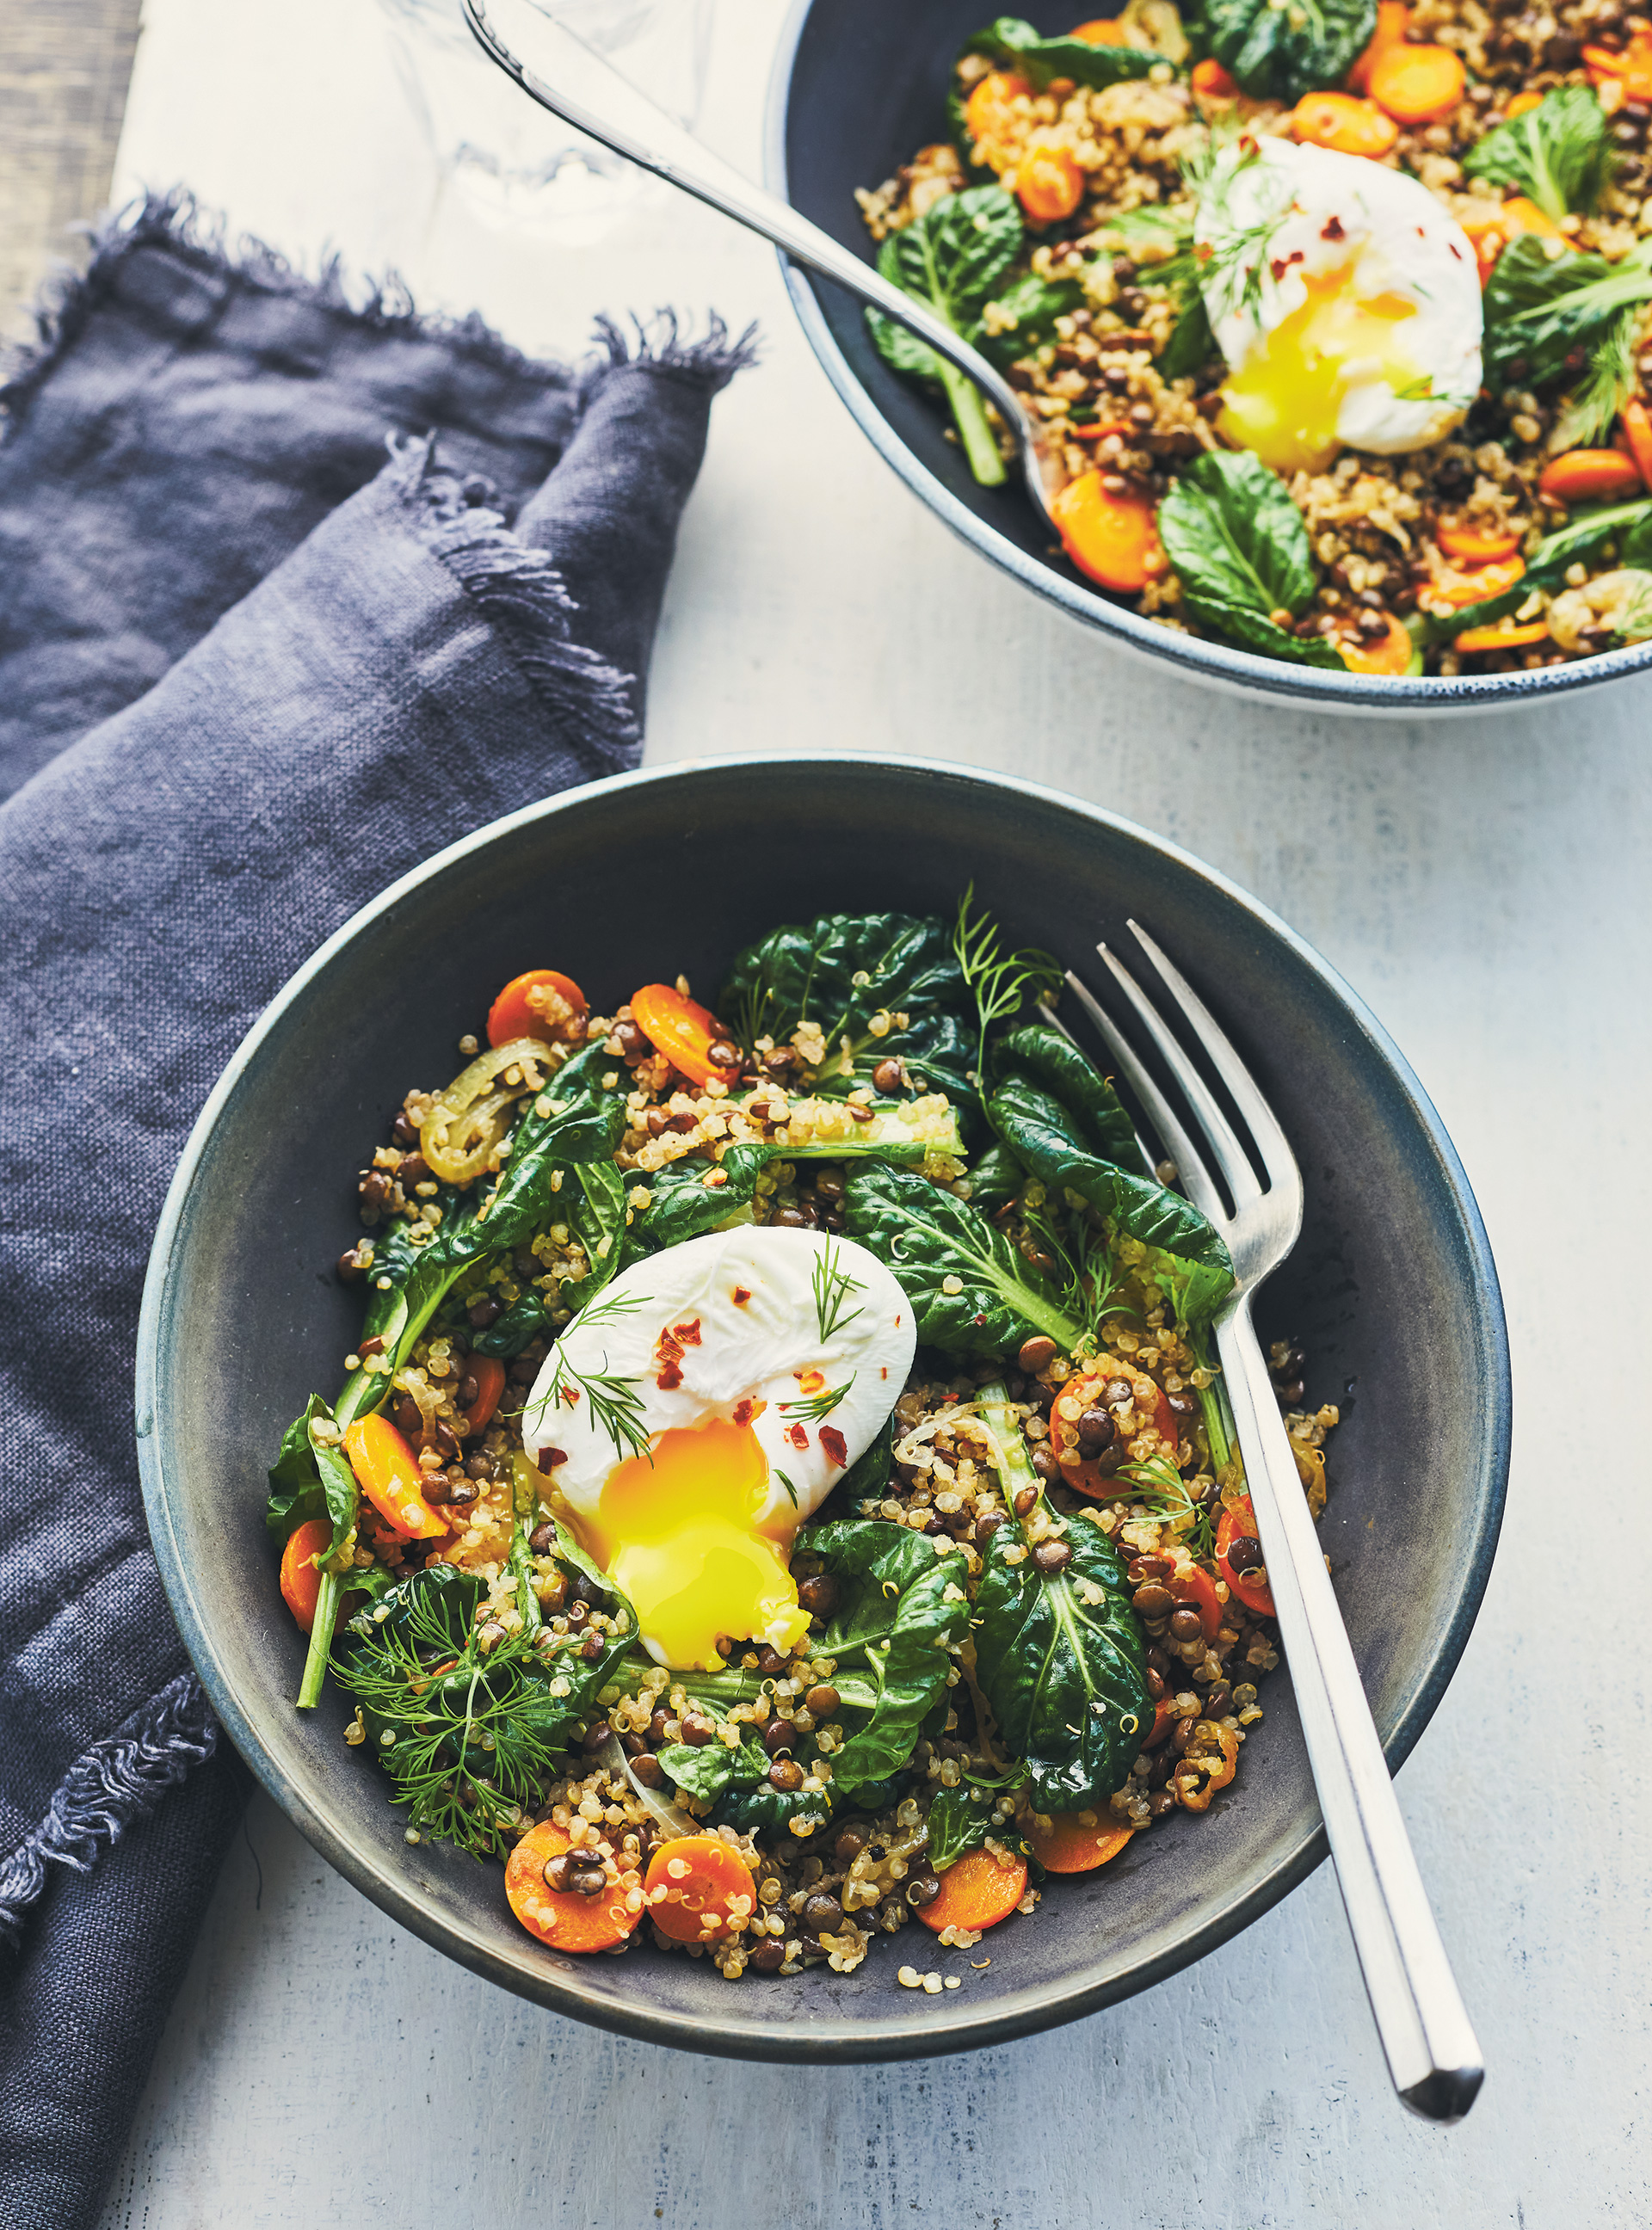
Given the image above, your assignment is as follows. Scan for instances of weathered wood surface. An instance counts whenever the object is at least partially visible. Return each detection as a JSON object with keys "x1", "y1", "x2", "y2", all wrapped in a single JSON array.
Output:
[
  {"x1": 77, "y1": 1, "x2": 1652, "y2": 2223},
  {"x1": 0, "y1": 0, "x2": 143, "y2": 340}
]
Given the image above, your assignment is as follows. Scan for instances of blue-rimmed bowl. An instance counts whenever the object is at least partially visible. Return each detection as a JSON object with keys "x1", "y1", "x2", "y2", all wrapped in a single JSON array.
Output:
[
  {"x1": 137, "y1": 755, "x2": 1509, "y2": 2059},
  {"x1": 764, "y1": 0, "x2": 1652, "y2": 713}
]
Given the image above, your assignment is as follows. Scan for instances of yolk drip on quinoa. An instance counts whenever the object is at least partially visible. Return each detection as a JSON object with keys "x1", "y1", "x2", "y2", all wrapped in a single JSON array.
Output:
[{"x1": 1217, "y1": 265, "x2": 1424, "y2": 474}]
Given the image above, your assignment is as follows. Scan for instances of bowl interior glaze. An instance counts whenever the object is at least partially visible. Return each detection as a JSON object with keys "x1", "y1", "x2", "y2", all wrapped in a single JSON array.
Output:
[
  {"x1": 139, "y1": 756, "x2": 1509, "y2": 2061},
  {"x1": 767, "y1": 0, "x2": 1652, "y2": 712}
]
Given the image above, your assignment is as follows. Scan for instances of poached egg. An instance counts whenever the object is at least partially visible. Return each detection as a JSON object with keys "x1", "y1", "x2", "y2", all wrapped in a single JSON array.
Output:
[
  {"x1": 522, "y1": 1228, "x2": 914, "y2": 1669},
  {"x1": 1195, "y1": 136, "x2": 1482, "y2": 474}
]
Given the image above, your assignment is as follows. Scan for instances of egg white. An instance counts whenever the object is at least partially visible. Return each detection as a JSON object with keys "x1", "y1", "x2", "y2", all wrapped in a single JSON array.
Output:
[{"x1": 1195, "y1": 136, "x2": 1482, "y2": 469}]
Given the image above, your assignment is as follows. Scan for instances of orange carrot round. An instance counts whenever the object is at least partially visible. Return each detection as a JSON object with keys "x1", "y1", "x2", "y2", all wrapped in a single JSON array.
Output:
[
  {"x1": 1347, "y1": 0, "x2": 1409, "y2": 93},
  {"x1": 1369, "y1": 41, "x2": 1465, "y2": 123},
  {"x1": 1026, "y1": 1809, "x2": 1135, "y2": 1875},
  {"x1": 1339, "y1": 613, "x2": 1415, "y2": 675},
  {"x1": 964, "y1": 69, "x2": 1032, "y2": 163},
  {"x1": 915, "y1": 1846, "x2": 1028, "y2": 1934},
  {"x1": 486, "y1": 968, "x2": 588, "y2": 1050},
  {"x1": 1051, "y1": 471, "x2": 1165, "y2": 593},
  {"x1": 1538, "y1": 449, "x2": 1646, "y2": 504},
  {"x1": 1436, "y1": 519, "x2": 1523, "y2": 565},
  {"x1": 628, "y1": 983, "x2": 735, "y2": 1087},
  {"x1": 1503, "y1": 89, "x2": 1544, "y2": 119},
  {"x1": 1047, "y1": 1358, "x2": 1177, "y2": 1497},
  {"x1": 1454, "y1": 618, "x2": 1550, "y2": 654},
  {"x1": 644, "y1": 1834, "x2": 758, "y2": 1944},
  {"x1": 342, "y1": 1414, "x2": 448, "y2": 1540},
  {"x1": 1289, "y1": 90, "x2": 1398, "y2": 157},
  {"x1": 1586, "y1": 32, "x2": 1652, "y2": 104},
  {"x1": 1619, "y1": 397, "x2": 1652, "y2": 488},
  {"x1": 1071, "y1": 16, "x2": 1130, "y2": 40},
  {"x1": 279, "y1": 1517, "x2": 332, "y2": 1634},
  {"x1": 506, "y1": 1821, "x2": 643, "y2": 1953},
  {"x1": 464, "y1": 1354, "x2": 506, "y2": 1437},
  {"x1": 1423, "y1": 555, "x2": 1526, "y2": 612},
  {"x1": 1190, "y1": 56, "x2": 1237, "y2": 108},
  {"x1": 1016, "y1": 142, "x2": 1085, "y2": 224}
]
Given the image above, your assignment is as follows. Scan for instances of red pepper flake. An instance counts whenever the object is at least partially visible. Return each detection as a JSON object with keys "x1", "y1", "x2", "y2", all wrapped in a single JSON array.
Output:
[
  {"x1": 819, "y1": 1426, "x2": 848, "y2": 1469},
  {"x1": 732, "y1": 1397, "x2": 764, "y2": 1427},
  {"x1": 656, "y1": 1364, "x2": 683, "y2": 1391},
  {"x1": 1321, "y1": 215, "x2": 1344, "y2": 240},
  {"x1": 787, "y1": 1423, "x2": 810, "y2": 1452},
  {"x1": 560, "y1": 1386, "x2": 582, "y2": 1407},
  {"x1": 732, "y1": 1286, "x2": 751, "y2": 1306},
  {"x1": 541, "y1": 1447, "x2": 568, "y2": 1468},
  {"x1": 1269, "y1": 249, "x2": 1304, "y2": 281},
  {"x1": 672, "y1": 1318, "x2": 703, "y2": 1346}
]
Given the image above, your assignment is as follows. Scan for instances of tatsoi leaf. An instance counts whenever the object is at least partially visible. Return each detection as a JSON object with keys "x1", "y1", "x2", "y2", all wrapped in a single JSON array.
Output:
[
  {"x1": 1187, "y1": 0, "x2": 1375, "y2": 102},
  {"x1": 804, "y1": 1519, "x2": 972, "y2": 1795},
  {"x1": 961, "y1": 15, "x2": 1158, "y2": 89},
  {"x1": 457, "y1": 1043, "x2": 630, "y2": 1262},
  {"x1": 965, "y1": 1141, "x2": 1026, "y2": 1213},
  {"x1": 714, "y1": 1778, "x2": 835, "y2": 1838},
  {"x1": 1463, "y1": 85, "x2": 1614, "y2": 221},
  {"x1": 1157, "y1": 450, "x2": 1319, "y2": 619},
  {"x1": 988, "y1": 1075, "x2": 1234, "y2": 1327},
  {"x1": 843, "y1": 1164, "x2": 1083, "y2": 1355},
  {"x1": 1109, "y1": 211, "x2": 1217, "y2": 379},
  {"x1": 659, "y1": 1734, "x2": 770, "y2": 1804},
  {"x1": 265, "y1": 1395, "x2": 329, "y2": 1547},
  {"x1": 718, "y1": 911, "x2": 977, "y2": 1104},
  {"x1": 996, "y1": 1023, "x2": 1148, "y2": 1177},
  {"x1": 973, "y1": 271, "x2": 1087, "y2": 367},
  {"x1": 970, "y1": 1493, "x2": 1151, "y2": 1814},
  {"x1": 1184, "y1": 600, "x2": 1347, "y2": 669},
  {"x1": 1482, "y1": 234, "x2": 1652, "y2": 387}
]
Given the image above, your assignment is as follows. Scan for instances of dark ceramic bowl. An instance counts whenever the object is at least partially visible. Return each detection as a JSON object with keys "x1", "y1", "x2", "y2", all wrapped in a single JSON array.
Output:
[
  {"x1": 138, "y1": 756, "x2": 1509, "y2": 2061},
  {"x1": 765, "y1": 0, "x2": 1652, "y2": 714}
]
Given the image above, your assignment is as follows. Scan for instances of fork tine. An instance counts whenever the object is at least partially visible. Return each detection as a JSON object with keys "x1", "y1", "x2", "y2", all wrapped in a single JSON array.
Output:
[
  {"x1": 1097, "y1": 943, "x2": 1264, "y2": 1210},
  {"x1": 1126, "y1": 920, "x2": 1302, "y2": 1211},
  {"x1": 1059, "y1": 970, "x2": 1230, "y2": 1232}
]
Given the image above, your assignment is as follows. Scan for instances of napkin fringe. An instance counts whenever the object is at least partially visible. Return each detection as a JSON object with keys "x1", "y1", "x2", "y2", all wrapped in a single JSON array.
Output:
[
  {"x1": 394, "y1": 434, "x2": 644, "y2": 761},
  {"x1": 0, "y1": 1672, "x2": 218, "y2": 1950},
  {"x1": 2, "y1": 187, "x2": 571, "y2": 431},
  {"x1": 592, "y1": 310, "x2": 759, "y2": 389}
]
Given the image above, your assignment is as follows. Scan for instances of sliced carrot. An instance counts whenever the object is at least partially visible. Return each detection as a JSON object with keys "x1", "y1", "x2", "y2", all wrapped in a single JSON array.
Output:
[
  {"x1": 1538, "y1": 448, "x2": 1646, "y2": 504},
  {"x1": 1586, "y1": 32, "x2": 1652, "y2": 105},
  {"x1": 279, "y1": 1517, "x2": 333, "y2": 1634},
  {"x1": 1047, "y1": 1357, "x2": 1178, "y2": 1496},
  {"x1": 1436, "y1": 519, "x2": 1523, "y2": 565},
  {"x1": 1369, "y1": 41, "x2": 1465, "y2": 124},
  {"x1": 1460, "y1": 195, "x2": 1563, "y2": 286},
  {"x1": 964, "y1": 69, "x2": 1032, "y2": 165},
  {"x1": 1069, "y1": 418, "x2": 1130, "y2": 441},
  {"x1": 1620, "y1": 397, "x2": 1652, "y2": 488},
  {"x1": 342, "y1": 1413, "x2": 448, "y2": 1541},
  {"x1": 1347, "y1": 0, "x2": 1409, "y2": 94},
  {"x1": 1339, "y1": 612, "x2": 1415, "y2": 675},
  {"x1": 916, "y1": 1845, "x2": 1029, "y2": 1934},
  {"x1": 1503, "y1": 89, "x2": 1544, "y2": 119},
  {"x1": 1454, "y1": 618, "x2": 1550, "y2": 653},
  {"x1": 1071, "y1": 16, "x2": 1130, "y2": 40},
  {"x1": 629, "y1": 982, "x2": 733, "y2": 1087},
  {"x1": 506, "y1": 1820, "x2": 643, "y2": 1953},
  {"x1": 1190, "y1": 56, "x2": 1237, "y2": 108},
  {"x1": 463, "y1": 1353, "x2": 506, "y2": 1437},
  {"x1": 486, "y1": 969, "x2": 588, "y2": 1050},
  {"x1": 1026, "y1": 1808, "x2": 1135, "y2": 1875},
  {"x1": 1289, "y1": 89, "x2": 1398, "y2": 157},
  {"x1": 1051, "y1": 471, "x2": 1165, "y2": 593},
  {"x1": 1421, "y1": 554, "x2": 1526, "y2": 612},
  {"x1": 1016, "y1": 141, "x2": 1085, "y2": 224},
  {"x1": 644, "y1": 1834, "x2": 758, "y2": 1944}
]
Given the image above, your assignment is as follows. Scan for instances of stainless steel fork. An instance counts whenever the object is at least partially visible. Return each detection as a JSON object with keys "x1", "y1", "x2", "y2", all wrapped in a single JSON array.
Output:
[{"x1": 1063, "y1": 923, "x2": 1483, "y2": 2123}]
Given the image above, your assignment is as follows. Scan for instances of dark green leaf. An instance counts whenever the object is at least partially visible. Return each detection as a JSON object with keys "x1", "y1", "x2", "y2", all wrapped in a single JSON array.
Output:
[
  {"x1": 714, "y1": 1778, "x2": 836, "y2": 1839},
  {"x1": 961, "y1": 15, "x2": 1158, "y2": 89},
  {"x1": 804, "y1": 1519, "x2": 972, "y2": 1795},
  {"x1": 971, "y1": 1510, "x2": 1151, "y2": 1812},
  {"x1": 1482, "y1": 233, "x2": 1652, "y2": 388},
  {"x1": 659, "y1": 1734, "x2": 771, "y2": 1804},
  {"x1": 996, "y1": 1023, "x2": 1148, "y2": 1177},
  {"x1": 1157, "y1": 287, "x2": 1217, "y2": 379},
  {"x1": 867, "y1": 183, "x2": 1026, "y2": 396},
  {"x1": 1157, "y1": 449, "x2": 1319, "y2": 619},
  {"x1": 989, "y1": 1072, "x2": 1234, "y2": 1326},
  {"x1": 266, "y1": 1395, "x2": 328, "y2": 1548},
  {"x1": 468, "y1": 1288, "x2": 549, "y2": 1358},
  {"x1": 1187, "y1": 0, "x2": 1375, "y2": 102},
  {"x1": 965, "y1": 1141, "x2": 1026, "y2": 1213},
  {"x1": 972, "y1": 271, "x2": 1087, "y2": 367},
  {"x1": 843, "y1": 1163, "x2": 1082, "y2": 1356},
  {"x1": 718, "y1": 911, "x2": 977, "y2": 1106},
  {"x1": 925, "y1": 1783, "x2": 993, "y2": 1870},
  {"x1": 1183, "y1": 598, "x2": 1348, "y2": 668},
  {"x1": 1463, "y1": 85, "x2": 1614, "y2": 220}
]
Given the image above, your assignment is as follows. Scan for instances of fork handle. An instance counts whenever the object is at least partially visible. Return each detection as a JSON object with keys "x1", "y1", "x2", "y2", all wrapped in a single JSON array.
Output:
[{"x1": 1216, "y1": 1298, "x2": 1484, "y2": 2122}]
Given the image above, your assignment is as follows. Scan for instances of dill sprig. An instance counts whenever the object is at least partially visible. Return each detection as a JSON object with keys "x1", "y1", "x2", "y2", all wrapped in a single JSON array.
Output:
[
  {"x1": 811, "y1": 1237, "x2": 866, "y2": 1344},
  {"x1": 952, "y1": 884, "x2": 1062, "y2": 1082},
  {"x1": 774, "y1": 1469, "x2": 801, "y2": 1508},
  {"x1": 780, "y1": 1377, "x2": 854, "y2": 1423},
  {"x1": 1550, "y1": 306, "x2": 1640, "y2": 449},
  {"x1": 542, "y1": 1288, "x2": 650, "y2": 1464}
]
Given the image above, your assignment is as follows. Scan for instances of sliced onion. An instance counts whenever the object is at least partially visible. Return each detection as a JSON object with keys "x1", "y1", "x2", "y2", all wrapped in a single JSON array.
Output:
[{"x1": 420, "y1": 1035, "x2": 550, "y2": 1185}]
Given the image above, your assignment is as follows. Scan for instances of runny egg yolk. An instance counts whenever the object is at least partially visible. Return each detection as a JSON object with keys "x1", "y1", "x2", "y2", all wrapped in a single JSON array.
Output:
[
  {"x1": 1217, "y1": 266, "x2": 1422, "y2": 475},
  {"x1": 577, "y1": 1416, "x2": 811, "y2": 1670}
]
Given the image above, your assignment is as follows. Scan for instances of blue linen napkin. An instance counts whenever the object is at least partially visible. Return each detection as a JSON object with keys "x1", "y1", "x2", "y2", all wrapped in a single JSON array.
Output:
[{"x1": 0, "y1": 191, "x2": 750, "y2": 2230}]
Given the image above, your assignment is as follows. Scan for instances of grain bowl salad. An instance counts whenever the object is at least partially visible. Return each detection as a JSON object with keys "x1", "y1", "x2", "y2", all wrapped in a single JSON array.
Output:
[
  {"x1": 856, "y1": 6, "x2": 1652, "y2": 675},
  {"x1": 269, "y1": 901, "x2": 1335, "y2": 1981}
]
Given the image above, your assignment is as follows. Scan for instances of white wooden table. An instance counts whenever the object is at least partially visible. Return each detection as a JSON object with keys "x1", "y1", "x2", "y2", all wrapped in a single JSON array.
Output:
[{"x1": 96, "y1": 4, "x2": 1649, "y2": 2221}]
